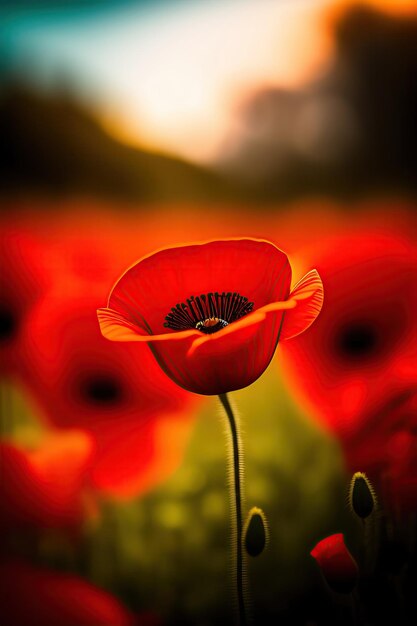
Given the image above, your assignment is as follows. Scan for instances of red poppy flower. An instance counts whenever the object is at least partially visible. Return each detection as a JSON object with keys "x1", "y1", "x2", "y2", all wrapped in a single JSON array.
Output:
[
  {"x1": 0, "y1": 430, "x2": 93, "y2": 531},
  {"x1": 0, "y1": 225, "x2": 49, "y2": 379},
  {"x1": 24, "y1": 285, "x2": 198, "y2": 498},
  {"x1": 97, "y1": 238, "x2": 323, "y2": 395},
  {"x1": 0, "y1": 560, "x2": 136, "y2": 626},
  {"x1": 280, "y1": 232, "x2": 417, "y2": 505},
  {"x1": 310, "y1": 533, "x2": 359, "y2": 594}
]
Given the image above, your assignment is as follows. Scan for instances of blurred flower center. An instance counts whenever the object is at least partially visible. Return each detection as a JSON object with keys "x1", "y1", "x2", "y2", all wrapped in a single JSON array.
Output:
[
  {"x1": 335, "y1": 321, "x2": 378, "y2": 358},
  {"x1": 0, "y1": 308, "x2": 17, "y2": 342},
  {"x1": 164, "y1": 292, "x2": 254, "y2": 334},
  {"x1": 80, "y1": 375, "x2": 123, "y2": 405}
]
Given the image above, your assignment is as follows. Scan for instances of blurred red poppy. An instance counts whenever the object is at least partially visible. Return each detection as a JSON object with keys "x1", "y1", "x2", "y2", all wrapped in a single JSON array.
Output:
[
  {"x1": 98, "y1": 238, "x2": 323, "y2": 395},
  {"x1": 0, "y1": 225, "x2": 49, "y2": 379},
  {"x1": 0, "y1": 431, "x2": 93, "y2": 531},
  {"x1": 310, "y1": 533, "x2": 358, "y2": 594},
  {"x1": 280, "y1": 232, "x2": 417, "y2": 505},
  {"x1": 24, "y1": 286, "x2": 198, "y2": 498},
  {"x1": 0, "y1": 560, "x2": 136, "y2": 626}
]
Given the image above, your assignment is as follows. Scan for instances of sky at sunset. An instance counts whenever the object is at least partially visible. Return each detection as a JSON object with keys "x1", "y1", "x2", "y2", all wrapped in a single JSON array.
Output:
[{"x1": 2, "y1": 0, "x2": 416, "y2": 162}]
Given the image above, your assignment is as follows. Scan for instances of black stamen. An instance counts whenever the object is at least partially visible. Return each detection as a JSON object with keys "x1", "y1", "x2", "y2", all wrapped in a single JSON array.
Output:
[
  {"x1": 221, "y1": 292, "x2": 227, "y2": 320},
  {"x1": 195, "y1": 296, "x2": 206, "y2": 320},
  {"x1": 224, "y1": 292, "x2": 231, "y2": 320},
  {"x1": 208, "y1": 293, "x2": 215, "y2": 317},
  {"x1": 164, "y1": 291, "x2": 254, "y2": 334}
]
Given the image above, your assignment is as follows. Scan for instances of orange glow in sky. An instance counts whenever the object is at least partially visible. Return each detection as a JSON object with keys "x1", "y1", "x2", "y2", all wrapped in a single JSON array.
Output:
[
  {"x1": 96, "y1": 0, "x2": 415, "y2": 163},
  {"x1": 5, "y1": 0, "x2": 415, "y2": 164},
  {"x1": 99, "y1": 0, "x2": 335, "y2": 163},
  {"x1": 331, "y1": 0, "x2": 417, "y2": 19}
]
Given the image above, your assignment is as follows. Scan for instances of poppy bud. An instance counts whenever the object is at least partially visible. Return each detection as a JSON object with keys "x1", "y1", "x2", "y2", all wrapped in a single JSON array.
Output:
[
  {"x1": 349, "y1": 471, "x2": 376, "y2": 520},
  {"x1": 243, "y1": 507, "x2": 268, "y2": 557},
  {"x1": 310, "y1": 533, "x2": 358, "y2": 594}
]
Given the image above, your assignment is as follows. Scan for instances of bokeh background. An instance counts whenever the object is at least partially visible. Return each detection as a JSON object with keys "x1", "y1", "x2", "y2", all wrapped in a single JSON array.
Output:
[{"x1": 1, "y1": 1, "x2": 417, "y2": 625}]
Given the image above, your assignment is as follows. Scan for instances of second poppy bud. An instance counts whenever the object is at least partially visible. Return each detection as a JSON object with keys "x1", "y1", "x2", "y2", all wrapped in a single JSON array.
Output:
[
  {"x1": 310, "y1": 533, "x2": 359, "y2": 594},
  {"x1": 244, "y1": 507, "x2": 268, "y2": 557}
]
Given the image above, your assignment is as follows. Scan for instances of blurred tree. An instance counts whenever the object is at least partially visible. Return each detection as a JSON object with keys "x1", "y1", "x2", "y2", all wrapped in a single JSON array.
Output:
[{"x1": 219, "y1": 4, "x2": 417, "y2": 204}]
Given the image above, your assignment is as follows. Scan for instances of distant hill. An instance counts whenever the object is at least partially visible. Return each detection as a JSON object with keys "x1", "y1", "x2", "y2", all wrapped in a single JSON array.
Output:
[{"x1": 0, "y1": 86, "x2": 242, "y2": 204}]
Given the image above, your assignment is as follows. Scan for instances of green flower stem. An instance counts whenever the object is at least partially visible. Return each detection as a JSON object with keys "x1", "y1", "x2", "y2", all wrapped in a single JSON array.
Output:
[{"x1": 219, "y1": 393, "x2": 247, "y2": 626}]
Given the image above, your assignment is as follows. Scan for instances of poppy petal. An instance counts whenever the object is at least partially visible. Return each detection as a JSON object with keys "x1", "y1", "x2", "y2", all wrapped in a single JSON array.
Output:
[
  {"x1": 155, "y1": 310, "x2": 284, "y2": 394},
  {"x1": 98, "y1": 275, "x2": 322, "y2": 396},
  {"x1": 106, "y1": 239, "x2": 292, "y2": 334},
  {"x1": 187, "y1": 271, "x2": 322, "y2": 355},
  {"x1": 310, "y1": 533, "x2": 358, "y2": 594},
  {"x1": 280, "y1": 269, "x2": 324, "y2": 340},
  {"x1": 187, "y1": 300, "x2": 296, "y2": 356},
  {"x1": 97, "y1": 307, "x2": 199, "y2": 343}
]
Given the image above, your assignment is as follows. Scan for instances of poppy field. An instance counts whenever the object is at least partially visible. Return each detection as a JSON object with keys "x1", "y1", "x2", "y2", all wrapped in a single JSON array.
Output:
[
  {"x1": 1, "y1": 199, "x2": 416, "y2": 625},
  {"x1": 1, "y1": 1, "x2": 417, "y2": 624}
]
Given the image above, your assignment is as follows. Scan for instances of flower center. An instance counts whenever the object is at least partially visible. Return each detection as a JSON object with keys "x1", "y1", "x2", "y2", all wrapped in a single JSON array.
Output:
[
  {"x1": 81, "y1": 375, "x2": 123, "y2": 405},
  {"x1": 196, "y1": 317, "x2": 228, "y2": 334},
  {"x1": 0, "y1": 308, "x2": 18, "y2": 343},
  {"x1": 164, "y1": 292, "x2": 254, "y2": 334}
]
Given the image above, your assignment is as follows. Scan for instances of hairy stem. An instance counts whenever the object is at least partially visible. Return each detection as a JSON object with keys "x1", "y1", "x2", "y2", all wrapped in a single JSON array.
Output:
[{"x1": 219, "y1": 392, "x2": 247, "y2": 626}]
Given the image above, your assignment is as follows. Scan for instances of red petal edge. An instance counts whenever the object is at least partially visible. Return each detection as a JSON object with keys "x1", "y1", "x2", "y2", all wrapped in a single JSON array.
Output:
[
  {"x1": 97, "y1": 308, "x2": 199, "y2": 343},
  {"x1": 280, "y1": 269, "x2": 324, "y2": 341}
]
